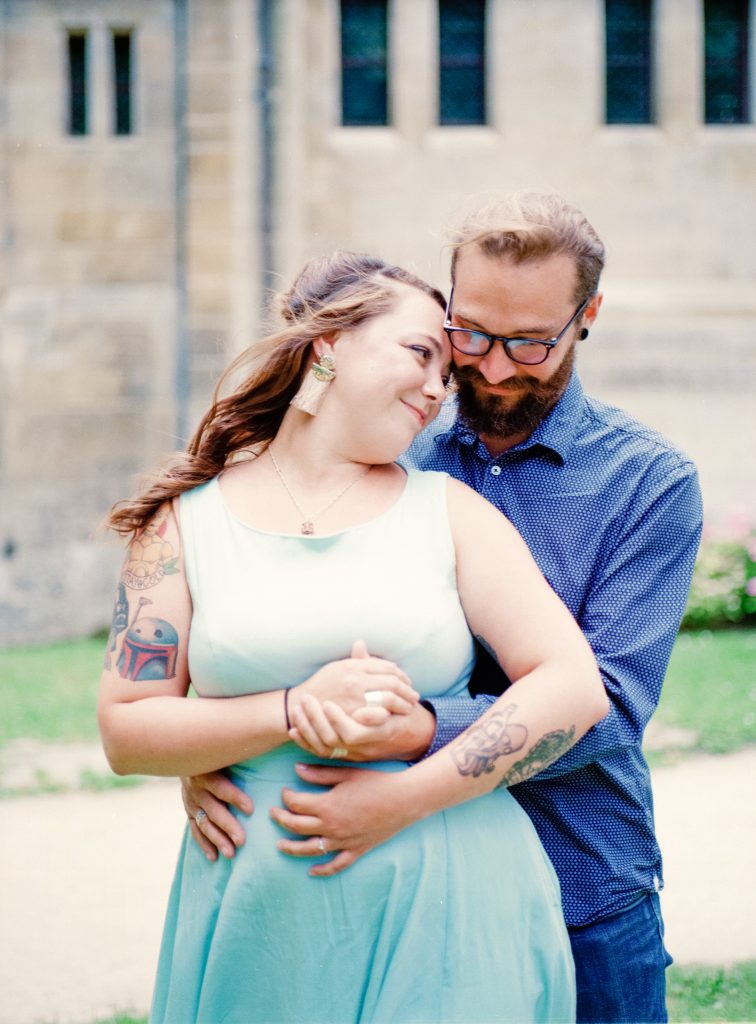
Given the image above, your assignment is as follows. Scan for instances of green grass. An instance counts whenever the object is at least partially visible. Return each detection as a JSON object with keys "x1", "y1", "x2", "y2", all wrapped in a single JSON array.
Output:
[
  {"x1": 652, "y1": 629, "x2": 756, "y2": 761},
  {"x1": 0, "y1": 635, "x2": 105, "y2": 748},
  {"x1": 74, "y1": 963, "x2": 756, "y2": 1024},
  {"x1": 667, "y1": 960, "x2": 756, "y2": 1021},
  {"x1": 92, "y1": 1017, "x2": 147, "y2": 1024}
]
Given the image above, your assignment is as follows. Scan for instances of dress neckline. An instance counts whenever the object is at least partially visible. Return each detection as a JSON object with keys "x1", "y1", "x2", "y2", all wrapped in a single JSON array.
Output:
[{"x1": 212, "y1": 465, "x2": 413, "y2": 540}]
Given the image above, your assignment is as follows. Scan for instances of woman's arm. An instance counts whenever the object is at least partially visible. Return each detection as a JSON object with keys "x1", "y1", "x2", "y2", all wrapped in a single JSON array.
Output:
[
  {"x1": 98, "y1": 505, "x2": 419, "y2": 778},
  {"x1": 272, "y1": 478, "x2": 609, "y2": 874}
]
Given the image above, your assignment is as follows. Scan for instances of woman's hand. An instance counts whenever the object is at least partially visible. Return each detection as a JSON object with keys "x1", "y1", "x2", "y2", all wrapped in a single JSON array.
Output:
[
  {"x1": 289, "y1": 695, "x2": 405, "y2": 761},
  {"x1": 290, "y1": 640, "x2": 419, "y2": 720},
  {"x1": 288, "y1": 639, "x2": 434, "y2": 762}
]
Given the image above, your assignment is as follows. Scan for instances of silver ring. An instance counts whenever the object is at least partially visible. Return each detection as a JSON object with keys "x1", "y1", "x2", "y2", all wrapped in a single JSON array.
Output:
[
  {"x1": 195, "y1": 809, "x2": 208, "y2": 827},
  {"x1": 329, "y1": 746, "x2": 348, "y2": 759},
  {"x1": 317, "y1": 836, "x2": 327, "y2": 854},
  {"x1": 365, "y1": 690, "x2": 385, "y2": 707}
]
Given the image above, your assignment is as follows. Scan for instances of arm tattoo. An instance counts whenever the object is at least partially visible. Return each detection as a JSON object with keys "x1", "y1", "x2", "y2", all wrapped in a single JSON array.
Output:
[
  {"x1": 494, "y1": 726, "x2": 576, "y2": 790},
  {"x1": 115, "y1": 596, "x2": 179, "y2": 681},
  {"x1": 450, "y1": 704, "x2": 527, "y2": 778},
  {"x1": 121, "y1": 507, "x2": 179, "y2": 591},
  {"x1": 104, "y1": 582, "x2": 129, "y2": 670},
  {"x1": 104, "y1": 585, "x2": 179, "y2": 682}
]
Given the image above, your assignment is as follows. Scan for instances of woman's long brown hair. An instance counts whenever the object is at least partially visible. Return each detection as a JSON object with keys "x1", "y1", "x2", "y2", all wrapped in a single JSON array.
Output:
[{"x1": 106, "y1": 251, "x2": 445, "y2": 538}]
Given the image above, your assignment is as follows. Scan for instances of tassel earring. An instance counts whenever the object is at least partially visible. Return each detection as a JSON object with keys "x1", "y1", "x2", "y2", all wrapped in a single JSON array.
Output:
[{"x1": 290, "y1": 352, "x2": 336, "y2": 416}]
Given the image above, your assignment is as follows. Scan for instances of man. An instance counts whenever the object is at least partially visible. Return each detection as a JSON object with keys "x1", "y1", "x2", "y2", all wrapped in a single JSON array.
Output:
[{"x1": 183, "y1": 192, "x2": 702, "y2": 1023}]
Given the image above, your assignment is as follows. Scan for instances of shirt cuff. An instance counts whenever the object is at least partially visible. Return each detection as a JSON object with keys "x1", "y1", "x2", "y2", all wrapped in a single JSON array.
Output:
[{"x1": 421, "y1": 694, "x2": 496, "y2": 758}]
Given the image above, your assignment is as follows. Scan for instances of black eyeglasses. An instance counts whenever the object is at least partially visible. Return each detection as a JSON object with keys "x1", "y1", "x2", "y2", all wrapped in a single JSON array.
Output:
[{"x1": 444, "y1": 288, "x2": 591, "y2": 366}]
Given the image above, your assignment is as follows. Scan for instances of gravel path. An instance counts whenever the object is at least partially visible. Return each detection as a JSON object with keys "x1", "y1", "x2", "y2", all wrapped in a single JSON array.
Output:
[{"x1": 2, "y1": 748, "x2": 755, "y2": 1024}]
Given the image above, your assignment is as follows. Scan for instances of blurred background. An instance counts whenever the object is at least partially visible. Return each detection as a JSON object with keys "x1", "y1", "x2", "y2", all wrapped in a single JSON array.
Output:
[
  {"x1": 0, "y1": 0, "x2": 754, "y2": 643},
  {"x1": 1, "y1": 5, "x2": 755, "y2": 1023}
]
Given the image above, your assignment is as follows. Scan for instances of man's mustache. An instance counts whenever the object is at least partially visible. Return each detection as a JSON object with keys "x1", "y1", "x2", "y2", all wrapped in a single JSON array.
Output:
[{"x1": 454, "y1": 366, "x2": 538, "y2": 394}]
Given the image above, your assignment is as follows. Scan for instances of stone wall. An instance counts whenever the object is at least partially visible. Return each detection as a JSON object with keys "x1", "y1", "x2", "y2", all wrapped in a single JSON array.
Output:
[
  {"x1": 1, "y1": 0, "x2": 754, "y2": 647},
  {"x1": 0, "y1": 0, "x2": 262, "y2": 646}
]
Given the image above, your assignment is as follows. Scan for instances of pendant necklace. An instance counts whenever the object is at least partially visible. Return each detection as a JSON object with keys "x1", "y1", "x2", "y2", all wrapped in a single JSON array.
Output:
[{"x1": 267, "y1": 445, "x2": 372, "y2": 535}]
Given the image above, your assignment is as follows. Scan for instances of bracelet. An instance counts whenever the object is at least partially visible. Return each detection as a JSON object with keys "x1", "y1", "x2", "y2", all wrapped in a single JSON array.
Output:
[{"x1": 284, "y1": 688, "x2": 292, "y2": 731}]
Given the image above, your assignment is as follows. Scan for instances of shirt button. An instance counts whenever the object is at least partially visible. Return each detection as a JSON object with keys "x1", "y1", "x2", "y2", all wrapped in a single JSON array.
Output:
[{"x1": 490, "y1": 465, "x2": 502, "y2": 476}]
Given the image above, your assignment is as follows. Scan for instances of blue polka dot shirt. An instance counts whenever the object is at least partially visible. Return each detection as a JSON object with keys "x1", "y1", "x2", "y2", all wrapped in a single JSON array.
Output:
[{"x1": 404, "y1": 373, "x2": 703, "y2": 927}]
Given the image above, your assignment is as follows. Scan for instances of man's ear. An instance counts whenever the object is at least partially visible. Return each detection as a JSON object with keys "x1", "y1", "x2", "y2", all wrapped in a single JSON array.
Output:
[{"x1": 582, "y1": 292, "x2": 603, "y2": 330}]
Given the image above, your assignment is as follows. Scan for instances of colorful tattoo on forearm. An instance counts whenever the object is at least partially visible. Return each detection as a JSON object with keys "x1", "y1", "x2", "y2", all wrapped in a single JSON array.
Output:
[
  {"x1": 494, "y1": 726, "x2": 576, "y2": 790},
  {"x1": 121, "y1": 507, "x2": 179, "y2": 590},
  {"x1": 450, "y1": 704, "x2": 528, "y2": 778}
]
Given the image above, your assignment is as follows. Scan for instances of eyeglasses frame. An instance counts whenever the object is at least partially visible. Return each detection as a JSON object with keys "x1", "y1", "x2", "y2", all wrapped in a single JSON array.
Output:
[{"x1": 443, "y1": 287, "x2": 592, "y2": 366}]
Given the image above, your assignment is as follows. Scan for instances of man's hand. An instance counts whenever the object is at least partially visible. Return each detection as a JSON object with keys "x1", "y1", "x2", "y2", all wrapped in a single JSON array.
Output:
[
  {"x1": 270, "y1": 763, "x2": 415, "y2": 877},
  {"x1": 181, "y1": 771, "x2": 253, "y2": 861}
]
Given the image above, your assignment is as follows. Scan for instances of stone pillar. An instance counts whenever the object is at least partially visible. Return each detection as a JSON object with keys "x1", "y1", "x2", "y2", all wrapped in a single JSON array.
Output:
[{"x1": 656, "y1": 0, "x2": 702, "y2": 133}]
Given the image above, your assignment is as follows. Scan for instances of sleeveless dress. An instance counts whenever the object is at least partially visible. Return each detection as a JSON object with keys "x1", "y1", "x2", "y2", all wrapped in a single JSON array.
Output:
[{"x1": 150, "y1": 468, "x2": 575, "y2": 1024}]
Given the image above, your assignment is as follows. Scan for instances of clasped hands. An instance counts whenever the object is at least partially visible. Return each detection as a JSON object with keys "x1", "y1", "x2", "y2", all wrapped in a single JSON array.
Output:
[
  {"x1": 183, "y1": 640, "x2": 434, "y2": 875},
  {"x1": 286, "y1": 639, "x2": 419, "y2": 761}
]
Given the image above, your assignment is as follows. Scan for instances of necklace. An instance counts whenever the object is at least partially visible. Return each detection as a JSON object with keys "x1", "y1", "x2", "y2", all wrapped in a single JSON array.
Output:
[{"x1": 267, "y1": 446, "x2": 372, "y2": 535}]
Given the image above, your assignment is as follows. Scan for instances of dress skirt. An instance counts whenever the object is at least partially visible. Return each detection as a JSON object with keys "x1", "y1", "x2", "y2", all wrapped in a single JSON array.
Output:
[{"x1": 150, "y1": 752, "x2": 575, "y2": 1024}]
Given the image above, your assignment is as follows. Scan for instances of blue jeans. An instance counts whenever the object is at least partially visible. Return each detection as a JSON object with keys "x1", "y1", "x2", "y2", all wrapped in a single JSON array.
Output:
[{"x1": 568, "y1": 893, "x2": 673, "y2": 1023}]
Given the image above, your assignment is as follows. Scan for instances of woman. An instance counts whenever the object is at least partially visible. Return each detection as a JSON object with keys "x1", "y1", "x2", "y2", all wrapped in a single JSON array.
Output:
[{"x1": 99, "y1": 251, "x2": 607, "y2": 1023}]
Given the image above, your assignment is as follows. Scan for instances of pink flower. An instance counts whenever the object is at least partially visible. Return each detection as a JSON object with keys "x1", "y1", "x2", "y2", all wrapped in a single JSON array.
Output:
[
  {"x1": 746, "y1": 578, "x2": 756, "y2": 597},
  {"x1": 726, "y1": 507, "x2": 751, "y2": 541}
]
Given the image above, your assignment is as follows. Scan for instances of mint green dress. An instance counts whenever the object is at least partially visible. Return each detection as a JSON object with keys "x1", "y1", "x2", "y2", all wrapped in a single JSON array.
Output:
[{"x1": 150, "y1": 469, "x2": 575, "y2": 1023}]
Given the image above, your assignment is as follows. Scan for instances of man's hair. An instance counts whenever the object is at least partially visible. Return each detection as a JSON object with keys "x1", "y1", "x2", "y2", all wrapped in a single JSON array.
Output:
[{"x1": 449, "y1": 192, "x2": 606, "y2": 305}]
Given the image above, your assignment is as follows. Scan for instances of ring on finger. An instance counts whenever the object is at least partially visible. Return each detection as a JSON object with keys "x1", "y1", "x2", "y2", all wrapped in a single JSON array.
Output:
[
  {"x1": 195, "y1": 809, "x2": 208, "y2": 827},
  {"x1": 317, "y1": 836, "x2": 328, "y2": 854},
  {"x1": 329, "y1": 746, "x2": 348, "y2": 759},
  {"x1": 365, "y1": 690, "x2": 385, "y2": 707}
]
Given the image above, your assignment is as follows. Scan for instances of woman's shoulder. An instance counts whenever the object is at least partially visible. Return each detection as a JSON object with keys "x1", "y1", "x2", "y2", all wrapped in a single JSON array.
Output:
[
  {"x1": 179, "y1": 475, "x2": 218, "y2": 507},
  {"x1": 178, "y1": 475, "x2": 222, "y2": 516}
]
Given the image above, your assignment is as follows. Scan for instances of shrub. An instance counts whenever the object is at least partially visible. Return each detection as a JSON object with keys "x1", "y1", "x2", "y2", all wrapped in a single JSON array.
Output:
[{"x1": 681, "y1": 525, "x2": 756, "y2": 630}]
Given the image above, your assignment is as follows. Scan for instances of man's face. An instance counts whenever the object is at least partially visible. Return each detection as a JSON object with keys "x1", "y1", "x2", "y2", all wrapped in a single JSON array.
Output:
[{"x1": 448, "y1": 247, "x2": 600, "y2": 448}]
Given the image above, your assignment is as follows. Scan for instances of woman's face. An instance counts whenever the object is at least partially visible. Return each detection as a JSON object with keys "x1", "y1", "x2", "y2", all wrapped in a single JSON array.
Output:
[{"x1": 328, "y1": 284, "x2": 451, "y2": 462}]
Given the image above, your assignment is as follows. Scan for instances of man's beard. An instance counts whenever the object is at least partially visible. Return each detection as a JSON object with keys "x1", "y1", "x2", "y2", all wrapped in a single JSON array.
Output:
[{"x1": 454, "y1": 345, "x2": 576, "y2": 441}]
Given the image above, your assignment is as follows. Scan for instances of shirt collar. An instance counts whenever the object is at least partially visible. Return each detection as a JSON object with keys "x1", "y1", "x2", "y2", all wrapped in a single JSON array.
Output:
[{"x1": 449, "y1": 372, "x2": 586, "y2": 464}]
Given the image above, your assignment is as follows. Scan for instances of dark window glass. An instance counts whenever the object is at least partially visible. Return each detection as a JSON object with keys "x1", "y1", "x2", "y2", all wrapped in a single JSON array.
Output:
[
  {"x1": 67, "y1": 30, "x2": 88, "y2": 135},
  {"x1": 704, "y1": 0, "x2": 750, "y2": 123},
  {"x1": 605, "y1": 0, "x2": 653, "y2": 124},
  {"x1": 439, "y1": 0, "x2": 486, "y2": 125},
  {"x1": 340, "y1": 0, "x2": 388, "y2": 126},
  {"x1": 113, "y1": 31, "x2": 133, "y2": 135}
]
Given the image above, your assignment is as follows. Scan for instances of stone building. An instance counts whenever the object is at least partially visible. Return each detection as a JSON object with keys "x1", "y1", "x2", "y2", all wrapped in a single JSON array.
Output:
[{"x1": 1, "y1": 0, "x2": 754, "y2": 646}]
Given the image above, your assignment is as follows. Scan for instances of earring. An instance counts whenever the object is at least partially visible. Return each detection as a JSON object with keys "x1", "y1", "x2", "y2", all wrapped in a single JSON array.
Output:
[
  {"x1": 290, "y1": 351, "x2": 336, "y2": 416},
  {"x1": 579, "y1": 328, "x2": 590, "y2": 341}
]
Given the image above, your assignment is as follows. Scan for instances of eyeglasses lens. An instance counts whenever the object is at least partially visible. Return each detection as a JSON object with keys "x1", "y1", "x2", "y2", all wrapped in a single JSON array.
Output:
[
  {"x1": 447, "y1": 328, "x2": 550, "y2": 365},
  {"x1": 506, "y1": 341, "x2": 549, "y2": 365}
]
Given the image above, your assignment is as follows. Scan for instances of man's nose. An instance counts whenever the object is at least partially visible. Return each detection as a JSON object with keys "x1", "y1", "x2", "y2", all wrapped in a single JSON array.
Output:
[{"x1": 477, "y1": 342, "x2": 519, "y2": 385}]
